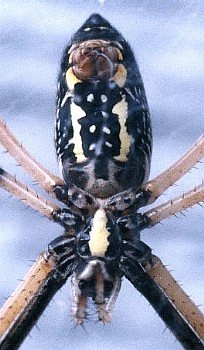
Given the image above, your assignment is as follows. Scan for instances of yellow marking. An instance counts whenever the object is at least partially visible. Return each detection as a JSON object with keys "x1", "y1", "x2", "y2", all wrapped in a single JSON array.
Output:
[
  {"x1": 66, "y1": 67, "x2": 81, "y2": 90},
  {"x1": 116, "y1": 48, "x2": 123, "y2": 60},
  {"x1": 88, "y1": 209, "x2": 110, "y2": 257},
  {"x1": 112, "y1": 98, "x2": 130, "y2": 161},
  {"x1": 112, "y1": 64, "x2": 127, "y2": 87},
  {"x1": 69, "y1": 102, "x2": 87, "y2": 163}
]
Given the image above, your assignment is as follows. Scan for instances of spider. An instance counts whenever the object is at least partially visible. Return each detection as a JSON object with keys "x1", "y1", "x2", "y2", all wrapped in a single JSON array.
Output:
[{"x1": 0, "y1": 13, "x2": 204, "y2": 350}]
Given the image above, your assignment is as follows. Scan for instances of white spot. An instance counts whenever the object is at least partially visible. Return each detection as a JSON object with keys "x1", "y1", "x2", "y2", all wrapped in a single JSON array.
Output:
[
  {"x1": 98, "y1": 26, "x2": 108, "y2": 30},
  {"x1": 102, "y1": 111, "x2": 108, "y2": 117},
  {"x1": 87, "y1": 93, "x2": 94, "y2": 102},
  {"x1": 105, "y1": 141, "x2": 112, "y2": 148},
  {"x1": 83, "y1": 25, "x2": 108, "y2": 31},
  {"x1": 89, "y1": 125, "x2": 96, "y2": 133},
  {"x1": 62, "y1": 132, "x2": 66, "y2": 138},
  {"x1": 58, "y1": 137, "x2": 62, "y2": 145},
  {"x1": 103, "y1": 126, "x2": 111, "y2": 134},
  {"x1": 89, "y1": 143, "x2": 96, "y2": 151},
  {"x1": 101, "y1": 95, "x2": 108, "y2": 103}
]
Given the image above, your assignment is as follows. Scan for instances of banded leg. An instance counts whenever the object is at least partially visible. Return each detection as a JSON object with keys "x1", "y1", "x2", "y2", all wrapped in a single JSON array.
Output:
[
  {"x1": 0, "y1": 235, "x2": 76, "y2": 350},
  {"x1": 120, "y1": 253, "x2": 204, "y2": 350}
]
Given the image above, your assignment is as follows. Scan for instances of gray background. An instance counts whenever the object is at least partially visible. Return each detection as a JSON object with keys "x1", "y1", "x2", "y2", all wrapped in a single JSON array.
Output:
[{"x1": 0, "y1": 1, "x2": 203, "y2": 349}]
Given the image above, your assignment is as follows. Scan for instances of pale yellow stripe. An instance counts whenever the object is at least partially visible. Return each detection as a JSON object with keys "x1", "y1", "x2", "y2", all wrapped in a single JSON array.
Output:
[
  {"x1": 113, "y1": 98, "x2": 130, "y2": 161},
  {"x1": 69, "y1": 102, "x2": 87, "y2": 163},
  {"x1": 89, "y1": 209, "x2": 110, "y2": 257}
]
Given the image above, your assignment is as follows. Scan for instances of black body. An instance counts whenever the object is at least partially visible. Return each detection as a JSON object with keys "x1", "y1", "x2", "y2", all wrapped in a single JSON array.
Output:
[{"x1": 55, "y1": 13, "x2": 152, "y2": 198}]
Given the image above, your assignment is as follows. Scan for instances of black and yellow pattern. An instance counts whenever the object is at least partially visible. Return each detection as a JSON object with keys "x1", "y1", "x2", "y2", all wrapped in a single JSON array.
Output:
[{"x1": 55, "y1": 14, "x2": 152, "y2": 198}]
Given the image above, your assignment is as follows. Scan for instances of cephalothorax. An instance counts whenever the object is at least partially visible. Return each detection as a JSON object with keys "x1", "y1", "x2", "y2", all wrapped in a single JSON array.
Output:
[{"x1": 0, "y1": 14, "x2": 203, "y2": 350}]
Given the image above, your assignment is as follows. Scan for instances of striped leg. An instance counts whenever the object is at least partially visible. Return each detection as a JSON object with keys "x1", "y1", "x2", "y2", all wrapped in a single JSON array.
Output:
[
  {"x1": 0, "y1": 235, "x2": 76, "y2": 350},
  {"x1": 120, "y1": 253, "x2": 204, "y2": 350}
]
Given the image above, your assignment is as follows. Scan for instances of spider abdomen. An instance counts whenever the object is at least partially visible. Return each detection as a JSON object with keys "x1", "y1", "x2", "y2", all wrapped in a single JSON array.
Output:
[{"x1": 55, "y1": 14, "x2": 152, "y2": 198}]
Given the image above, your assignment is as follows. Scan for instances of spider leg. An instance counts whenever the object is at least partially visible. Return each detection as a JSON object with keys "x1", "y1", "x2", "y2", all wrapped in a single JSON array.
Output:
[
  {"x1": 0, "y1": 119, "x2": 97, "y2": 210},
  {"x1": 0, "y1": 235, "x2": 76, "y2": 350},
  {"x1": 0, "y1": 119, "x2": 63, "y2": 193},
  {"x1": 0, "y1": 167, "x2": 84, "y2": 230},
  {"x1": 120, "y1": 253, "x2": 204, "y2": 350},
  {"x1": 144, "y1": 134, "x2": 204, "y2": 204},
  {"x1": 0, "y1": 167, "x2": 60, "y2": 219},
  {"x1": 117, "y1": 213, "x2": 152, "y2": 263},
  {"x1": 115, "y1": 183, "x2": 204, "y2": 233},
  {"x1": 105, "y1": 134, "x2": 204, "y2": 211},
  {"x1": 144, "y1": 183, "x2": 204, "y2": 226},
  {"x1": 144, "y1": 256, "x2": 204, "y2": 343}
]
